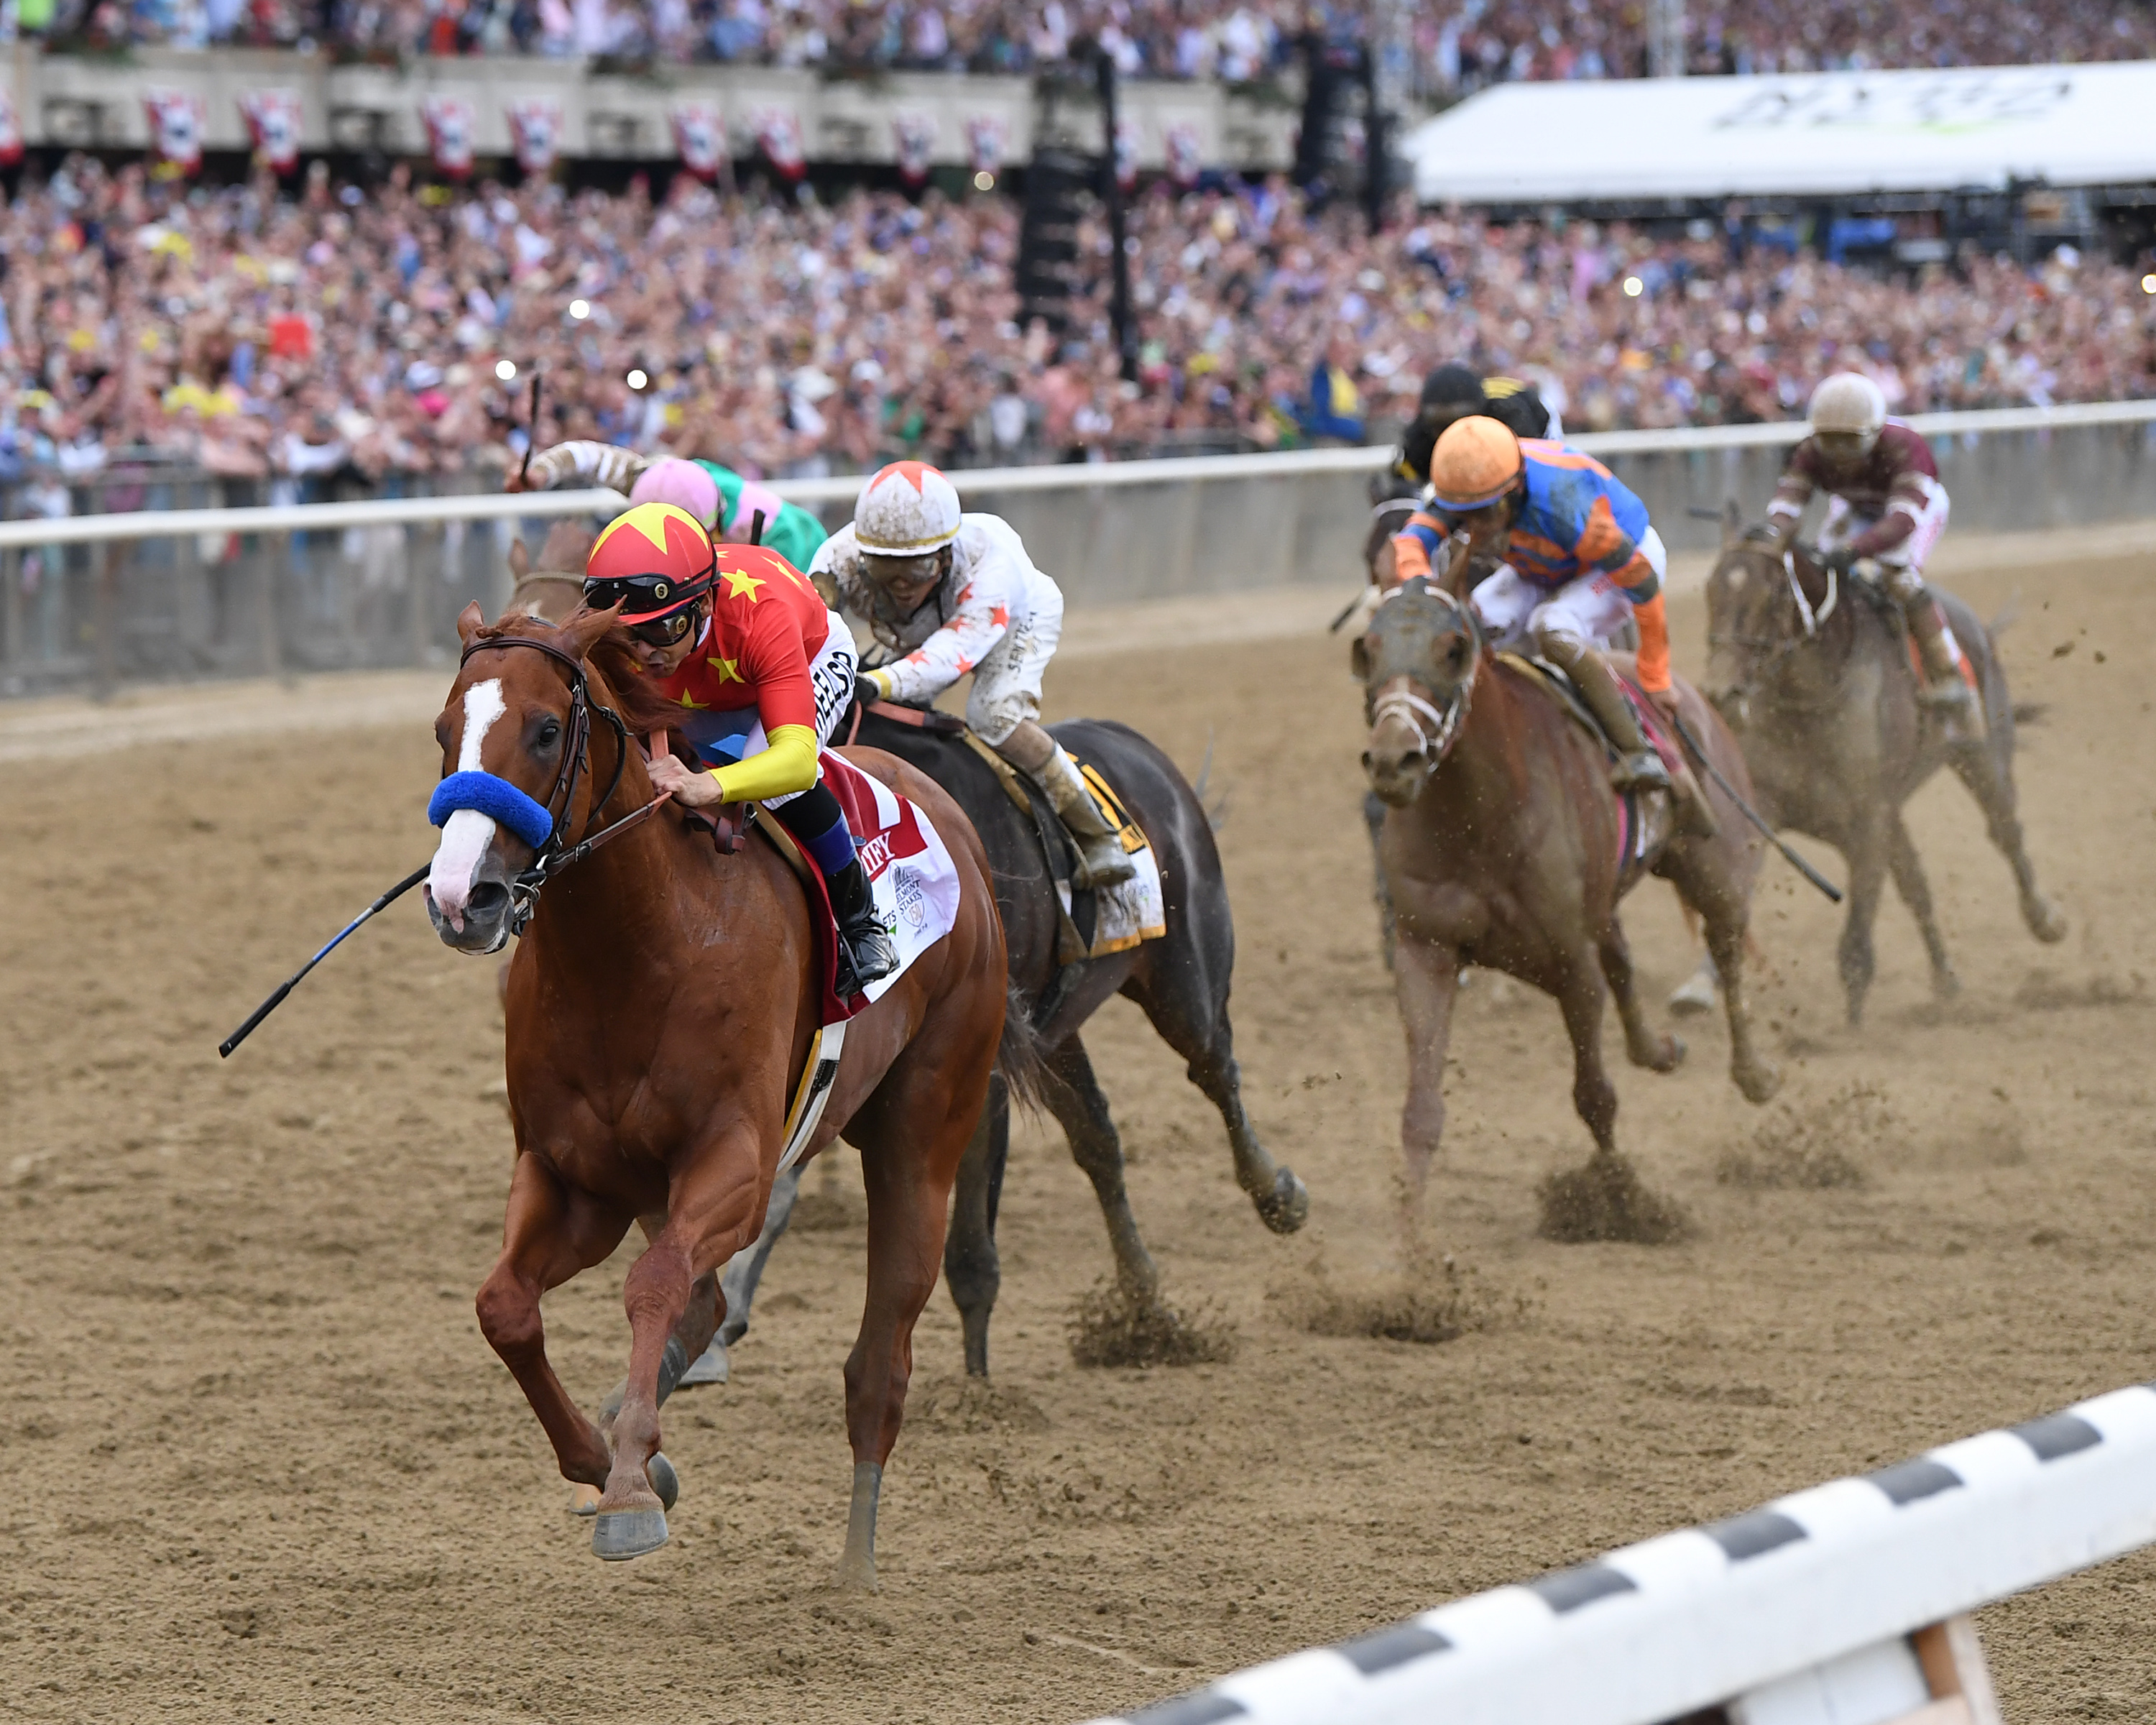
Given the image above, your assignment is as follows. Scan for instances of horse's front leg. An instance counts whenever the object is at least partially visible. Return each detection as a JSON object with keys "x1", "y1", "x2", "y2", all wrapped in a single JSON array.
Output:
[
  {"x1": 474, "y1": 1151, "x2": 632, "y2": 1494},
  {"x1": 1838, "y1": 816, "x2": 1890, "y2": 1026},
  {"x1": 1392, "y1": 930, "x2": 1461, "y2": 1227},
  {"x1": 593, "y1": 1133, "x2": 765, "y2": 1560},
  {"x1": 1599, "y1": 914, "x2": 1685, "y2": 1073}
]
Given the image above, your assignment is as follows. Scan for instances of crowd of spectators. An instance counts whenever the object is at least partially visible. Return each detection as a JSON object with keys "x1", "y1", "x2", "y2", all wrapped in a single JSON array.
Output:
[
  {"x1": 17, "y1": 0, "x2": 2156, "y2": 88},
  {"x1": 6, "y1": 155, "x2": 2152, "y2": 504}
]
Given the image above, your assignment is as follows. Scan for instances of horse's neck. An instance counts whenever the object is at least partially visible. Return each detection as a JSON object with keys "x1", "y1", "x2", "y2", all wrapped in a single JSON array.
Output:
[{"x1": 1436, "y1": 659, "x2": 1543, "y2": 811}]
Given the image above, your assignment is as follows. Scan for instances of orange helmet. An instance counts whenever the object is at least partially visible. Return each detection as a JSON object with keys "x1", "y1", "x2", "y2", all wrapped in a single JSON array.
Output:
[
  {"x1": 1427, "y1": 416, "x2": 1524, "y2": 512},
  {"x1": 583, "y1": 501, "x2": 716, "y2": 624}
]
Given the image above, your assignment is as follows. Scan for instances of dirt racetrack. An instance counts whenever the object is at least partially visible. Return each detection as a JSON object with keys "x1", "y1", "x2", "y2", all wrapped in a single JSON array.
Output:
[{"x1": 4, "y1": 548, "x2": 2154, "y2": 1724}]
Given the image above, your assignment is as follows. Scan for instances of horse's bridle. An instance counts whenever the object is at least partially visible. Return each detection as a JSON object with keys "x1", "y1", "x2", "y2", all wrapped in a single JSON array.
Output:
[
  {"x1": 1707, "y1": 542, "x2": 1842, "y2": 702},
  {"x1": 453, "y1": 635, "x2": 663, "y2": 934},
  {"x1": 1367, "y1": 581, "x2": 1483, "y2": 767}
]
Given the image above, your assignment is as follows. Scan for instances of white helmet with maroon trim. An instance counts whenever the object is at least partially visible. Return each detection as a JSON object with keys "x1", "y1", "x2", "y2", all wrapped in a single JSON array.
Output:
[
  {"x1": 853, "y1": 461, "x2": 963, "y2": 554},
  {"x1": 1807, "y1": 372, "x2": 1887, "y2": 454}
]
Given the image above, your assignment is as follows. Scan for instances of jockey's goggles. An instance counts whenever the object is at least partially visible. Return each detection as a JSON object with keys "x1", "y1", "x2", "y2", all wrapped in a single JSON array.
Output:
[{"x1": 583, "y1": 569, "x2": 711, "y2": 629}]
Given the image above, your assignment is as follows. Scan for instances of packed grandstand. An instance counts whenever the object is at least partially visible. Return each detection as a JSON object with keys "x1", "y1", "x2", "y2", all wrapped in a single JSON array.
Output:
[
  {"x1": 23, "y1": 0, "x2": 2156, "y2": 86},
  {"x1": 9, "y1": 150, "x2": 2154, "y2": 490}
]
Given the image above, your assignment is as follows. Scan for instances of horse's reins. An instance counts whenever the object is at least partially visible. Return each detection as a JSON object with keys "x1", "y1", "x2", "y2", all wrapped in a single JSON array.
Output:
[
  {"x1": 1707, "y1": 543, "x2": 1845, "y2": 704},
  {"x1": 218, "y1": 635, "x2": 667, "y2": 1057}
]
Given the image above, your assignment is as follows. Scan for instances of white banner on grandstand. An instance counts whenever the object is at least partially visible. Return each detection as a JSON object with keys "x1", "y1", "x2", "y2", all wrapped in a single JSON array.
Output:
[{"x1": 1405, "y1": 60, "x2": 2156, "y2": 202}]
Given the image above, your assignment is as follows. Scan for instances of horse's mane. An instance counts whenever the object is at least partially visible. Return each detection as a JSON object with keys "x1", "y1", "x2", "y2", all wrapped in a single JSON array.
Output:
[{"x1": 469, "y1": 607, "x2": 683, "y2": 739}]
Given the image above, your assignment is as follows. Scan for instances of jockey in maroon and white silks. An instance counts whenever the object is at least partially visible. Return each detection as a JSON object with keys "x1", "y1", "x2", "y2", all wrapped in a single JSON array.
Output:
[{"x1": 1765, "y1": 374, "x2": 1978, "y2": 737}]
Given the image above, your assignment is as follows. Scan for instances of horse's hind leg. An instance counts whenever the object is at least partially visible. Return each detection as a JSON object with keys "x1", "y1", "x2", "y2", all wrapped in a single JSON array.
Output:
[
  {"x1": 943, "y1": 1073, "x2": 1010, "y2": 1377},
  {"x1": 1125, "y1": 975, "x2": 1309, "y2": 1236},
  {"x1": 1703, "y1": 900, "x2": 1780, "y2": 1104},
  {"x1": 1599, "y1": 916, "x2": 1685, "y2": 1073},
  {"x1": 1951, "y1": 727, "x2": 2067, "y2": 943},
  {"x1": 1886, "y1": 811, "x2": 1959, "y2": 998},
  {"x1": 1045, "y1": 1036, "x2": 1163, "y2": 1305},
  {"x1": 842, "y1": 1053, "x2": 987, "y2": 1591}
]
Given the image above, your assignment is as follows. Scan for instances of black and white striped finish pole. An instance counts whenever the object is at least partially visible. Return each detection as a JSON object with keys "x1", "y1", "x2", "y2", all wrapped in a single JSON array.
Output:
[{"x1": 1083, "y1": 1384, "x2": 2156, "y2": 1725}]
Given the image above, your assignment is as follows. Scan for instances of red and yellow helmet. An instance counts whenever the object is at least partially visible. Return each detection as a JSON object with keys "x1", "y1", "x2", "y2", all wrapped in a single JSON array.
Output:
[{"x1": 583, "y1": 501, "x2": 717, "y2": 624}]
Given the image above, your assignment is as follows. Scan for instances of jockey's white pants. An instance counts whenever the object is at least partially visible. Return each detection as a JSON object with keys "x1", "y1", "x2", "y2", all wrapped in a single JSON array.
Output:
[
  {"x1": 1818, "y1": 477, "x2": 1950, "y2": 580},
  {"x1": 725, "y1": 611, "x2": 857, "y2": 809},
  {"x1": 1470, "y1": 526, "x2": 1667, "y2": 653},
  {"x1": 966, "y1": 581, "x2": 1064, "y2": 748}
]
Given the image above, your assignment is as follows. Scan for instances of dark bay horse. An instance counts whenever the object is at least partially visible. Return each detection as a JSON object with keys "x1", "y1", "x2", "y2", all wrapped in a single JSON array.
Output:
[
  {"x1": 426, "y1": 603, "x2": 1009, "y2": 1587},
  {"x1": 1702, "y1": 508, "x2": 2065, "y2": 1024},
  {"x1": 1358, "y1": 578, "x2": 1779, "y2": 1218},
  {"x1": 719, "y1": 701, "x2": 1309, "y2": 1378}
]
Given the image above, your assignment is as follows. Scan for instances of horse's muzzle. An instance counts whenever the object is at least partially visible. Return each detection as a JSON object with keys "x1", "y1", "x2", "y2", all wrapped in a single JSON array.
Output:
[
  {"x1": 427, "y1": 873, "x2": 514, "y2": 954},
  {"x1": 1363, "y1": 740, "x2": 1428, "y2": 809}
]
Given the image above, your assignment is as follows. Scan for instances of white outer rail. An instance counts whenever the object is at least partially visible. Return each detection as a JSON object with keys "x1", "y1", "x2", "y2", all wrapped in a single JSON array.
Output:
[
  {"x1": 2, "y1": 399, "x2": 2151, "y2": 553},
  {"x1": 1079, "y1": 1383, "x2": 2156, "y2": 1725}
]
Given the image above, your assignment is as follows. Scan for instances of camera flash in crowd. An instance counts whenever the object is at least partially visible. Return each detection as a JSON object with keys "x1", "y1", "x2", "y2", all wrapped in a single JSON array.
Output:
[
  {"x1": 569, "y1": 298, "x2": 592, "y2": 321},
  {"x1": 494, "y1": 359, "x2": 517, "y2": 382},
  {"x1": 2142, "y1": 272, "x2": 2156, "y2": 294},
  {"x1": 974, "y1": 172, "x2": 995, "y2": 191},
  {"x1": 627, "y1": 368, "x2": 649, "y2": 390},
  {"x1": 1622, "y1": 275, "x2": 1645, "y2": 298}
]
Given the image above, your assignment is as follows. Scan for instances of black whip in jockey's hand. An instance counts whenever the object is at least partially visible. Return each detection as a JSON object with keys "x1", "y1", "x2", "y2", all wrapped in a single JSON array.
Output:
[
  {"x1": 1669, "y1": 714, "x2": 1844, "y2": 904},
  {"x1": 519, "y1": 367, "x2": 542, "y2": 484},
  {"x1": 218, "y1": 864, "x2": 432, "y2": 1057}
]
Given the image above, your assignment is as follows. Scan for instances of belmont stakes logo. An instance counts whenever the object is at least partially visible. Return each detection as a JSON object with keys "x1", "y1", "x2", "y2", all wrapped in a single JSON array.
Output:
[
  {"x1": 507, "y1": 100, "x2": 563, "y2": 176},
  {"x1": 1714, "y1": 70, "x2": 2074, "y2": 132},
  {"x1": 238, "y1": 89, "x2": 302, "y2": 175}
]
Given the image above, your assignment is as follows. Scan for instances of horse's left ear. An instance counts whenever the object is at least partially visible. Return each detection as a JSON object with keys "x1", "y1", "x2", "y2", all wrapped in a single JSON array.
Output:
[
  {"x1": 1349, "y1": 635, "x2": 1371, "y2": 681},
  {"x1": 1722, "y1": 497, "x2": 1743, "y2": 549},
  {"x1": 556, "y1": 602, "x2": 622, "y2": 662},
  {"x1": 456, "y1": 600, "x2": 487, "y2": 647}
]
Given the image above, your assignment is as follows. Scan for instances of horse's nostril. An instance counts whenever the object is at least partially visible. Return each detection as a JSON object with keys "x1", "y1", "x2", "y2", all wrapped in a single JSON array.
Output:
[{"x1": 467, "y1": 881, "x2": 510, "y2": 919}]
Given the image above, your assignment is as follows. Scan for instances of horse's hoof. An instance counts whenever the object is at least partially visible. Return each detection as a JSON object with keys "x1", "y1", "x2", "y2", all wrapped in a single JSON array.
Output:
[
  {"x1": 1255, "y1": 1169, "x2": 1310, "y2": 1235},
  {"x1": 1736, "y1": 1061, "x2": 1782, "y2": 1105},
  {"x1": 568, "y1": 1482, "x2": 600, "y2": 1518},
  {"x1": 835, "y1": 1553, "x2": 879, "y2": 1593},
  {"x1": 2028, "y1": 899, "x2": 2068, "y2": 944},
  {"x1": 1667, "y1": 976, "x2": 1716, "y2": 1018},
  {"x1": 1642, "y1": 1034, "x2": 1686, "y2": 1074},
  {"x1": 648, "y1": 1451, "x2": 680, "y2": 1512},
  {"x1": 592, "y1": 1505, "x2": 668, "y2": 1561}
]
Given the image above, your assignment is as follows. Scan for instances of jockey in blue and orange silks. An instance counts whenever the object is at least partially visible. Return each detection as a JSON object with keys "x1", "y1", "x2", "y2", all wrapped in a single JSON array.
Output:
[{"x1": 1391, "y1": 417, "x2": 1716, "y2": 835}]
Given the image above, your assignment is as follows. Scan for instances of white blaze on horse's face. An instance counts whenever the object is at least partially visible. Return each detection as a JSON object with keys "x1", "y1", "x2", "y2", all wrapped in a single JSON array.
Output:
[{"x1": 429, "y1": 677, "x2": 507, "y2": 934}]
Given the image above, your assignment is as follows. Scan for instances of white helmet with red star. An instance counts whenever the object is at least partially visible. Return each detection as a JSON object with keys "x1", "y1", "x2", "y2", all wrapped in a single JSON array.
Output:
[{"x1": 853, "y1": 461, "x2": 962, "y2": 554}]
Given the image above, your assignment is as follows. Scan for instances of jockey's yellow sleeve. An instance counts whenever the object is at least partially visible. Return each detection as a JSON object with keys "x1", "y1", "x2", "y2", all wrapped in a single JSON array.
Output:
[{"x1": 709, "y1": 724, "x2": 819, "y2": 804}]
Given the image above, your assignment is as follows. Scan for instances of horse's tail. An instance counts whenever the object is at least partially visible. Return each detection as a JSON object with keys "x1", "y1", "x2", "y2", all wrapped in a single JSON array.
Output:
[
  {"x1": 1189, "y1": 727, "x2": 1230, "y2": 831},
  {"x1": 995, "y1": 983, "x2": 1054, "y2": 1118}
]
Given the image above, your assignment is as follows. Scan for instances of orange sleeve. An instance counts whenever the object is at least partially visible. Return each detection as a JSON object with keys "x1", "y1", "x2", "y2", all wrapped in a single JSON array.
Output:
[
  {"x1": 1632, "y1": 591, "x2": 1671, "y2": 693},
  {"x1": 1389, "y1": 532, "x2": 1432, "y2": 586}
]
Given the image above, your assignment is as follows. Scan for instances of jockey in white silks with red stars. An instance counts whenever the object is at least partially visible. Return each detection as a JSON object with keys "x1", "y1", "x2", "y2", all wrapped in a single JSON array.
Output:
[{"x1": 811, "y1": 461, "x2": 1136, "y2": 889}]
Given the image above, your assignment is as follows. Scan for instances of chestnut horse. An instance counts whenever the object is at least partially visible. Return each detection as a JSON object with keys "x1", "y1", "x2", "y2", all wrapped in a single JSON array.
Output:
[
  {"x1": 1702, "y1": 511, "x2": 2065, "y2": 1024},
  {"x1": 1358, "y1": 577, "x2": 1780, "y2": 1216},
  {"x1": 425, "y1": 602, "x2": 1009, "y2": 1586}
]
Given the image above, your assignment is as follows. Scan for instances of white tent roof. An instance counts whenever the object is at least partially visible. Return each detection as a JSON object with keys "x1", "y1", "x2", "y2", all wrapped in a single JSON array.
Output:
[{"x1": 1404, "y1": 61, "x2": 2156, "y2": 203}]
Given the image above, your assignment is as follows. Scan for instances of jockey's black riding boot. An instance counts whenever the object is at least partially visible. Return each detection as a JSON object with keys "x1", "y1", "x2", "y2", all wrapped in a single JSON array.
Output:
[
  {"x1": 826, "y1": 856, "x2": 899, "y2": 995},
  {"x1": 1557, "y1": 644, "x2": 1673, "y2": 795}
]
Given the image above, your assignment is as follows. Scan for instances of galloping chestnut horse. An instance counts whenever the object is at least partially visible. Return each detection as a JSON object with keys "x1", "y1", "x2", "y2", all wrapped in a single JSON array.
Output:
[
  {"x1": 425, "y1": 602, "x2": 1009, "y2": 1586},
  {"x1": 1702, "y1": 509, "x2": 2064, "y2": 1024},
  {"x1": 1358, "y1": 577, "x2": 1779, "y2": 1213}
]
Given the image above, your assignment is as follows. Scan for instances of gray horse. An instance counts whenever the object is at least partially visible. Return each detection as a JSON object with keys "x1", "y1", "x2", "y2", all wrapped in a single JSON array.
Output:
[{"x1": 1699, "y1": 506, "x2": 2065, "y2": 1026}]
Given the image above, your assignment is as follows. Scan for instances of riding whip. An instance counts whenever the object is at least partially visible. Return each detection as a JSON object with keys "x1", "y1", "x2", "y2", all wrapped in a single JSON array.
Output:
[
  {"x1": 217, "y1": 863, "x2": 431, "y2": 1057},
  {"x1": 1669, "y1": 714, "x2": 1844, "y2": 905},
  {"x1": 519, "y1": 367, "x2": 543, "y2": 483}
]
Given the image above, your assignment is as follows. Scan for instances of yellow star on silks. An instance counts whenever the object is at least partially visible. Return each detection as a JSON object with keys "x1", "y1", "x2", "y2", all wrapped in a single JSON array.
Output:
[
  {"x1": 713, "y1": 657, "x2": 744, "y2": 682},
  {"x1": 676, "y1": 691, "x2": 709, "y2": 709},
  {"x1": 722, "y1": 568, "x2": 768, "y2": 602}
]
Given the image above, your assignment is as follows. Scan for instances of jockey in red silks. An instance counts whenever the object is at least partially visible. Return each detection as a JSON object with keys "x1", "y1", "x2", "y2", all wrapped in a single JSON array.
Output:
[
  {"x1": 584, "y1": 500, "x2": 898, "y2": 992},
  {"x1": 1764, "y1": 372, "x2": 1978, "y2": 741},
  {"x1": 1391, "y1": 417, "x2": 1715, "y2": 836}
]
